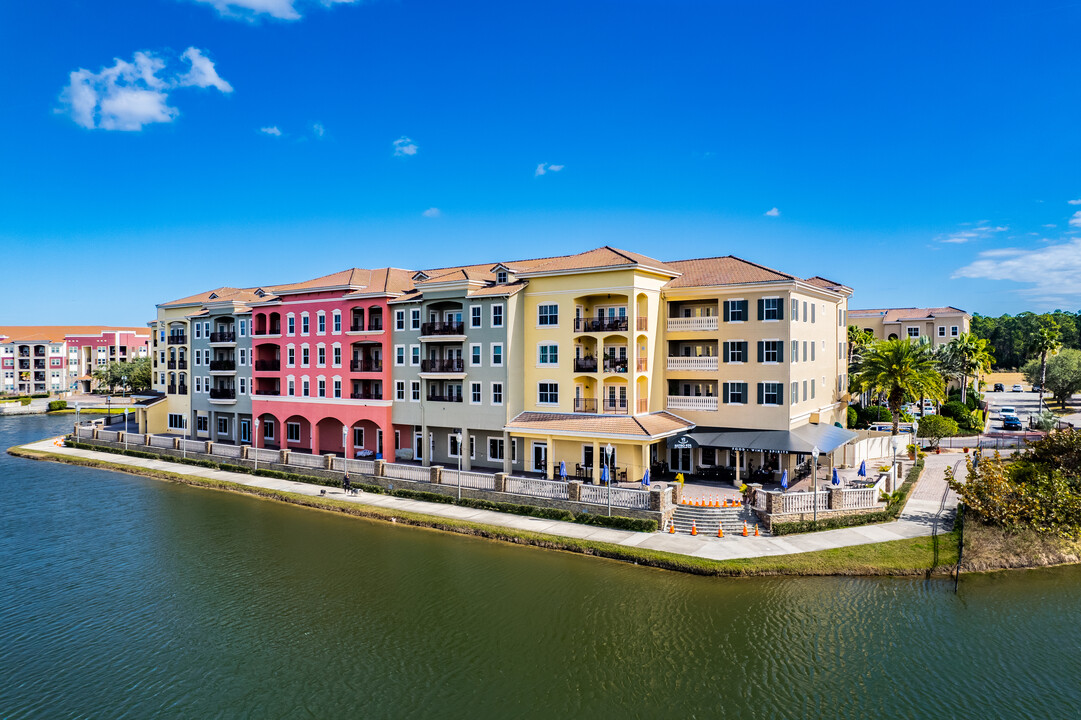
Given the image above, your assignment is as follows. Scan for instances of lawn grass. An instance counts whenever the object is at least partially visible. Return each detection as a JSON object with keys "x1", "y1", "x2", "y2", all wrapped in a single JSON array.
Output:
[
  {"x1": 48, "y1": 408, "x2": 130, "y2": 414},
  {"x1": 10, "y1": 443, "x2": 961, "y2": 578}
]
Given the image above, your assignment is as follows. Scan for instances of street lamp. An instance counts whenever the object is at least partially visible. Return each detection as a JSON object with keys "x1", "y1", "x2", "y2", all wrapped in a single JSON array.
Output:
[
  {"x1": 811, "y1": 445, "x2": 820, "y2": 524},
  {"x1": 605, "y1": 442, "x2": 614, "y2": 517},
  {"x1": 123, "y1": 407, "x2": 129, "y2": 451},
  {"x1": 455, "y1": 432, "x2": 463, "y2": 500},
  {"x1": 342, "y1": 424, "x2": 348, "y2": 459},
  {"x1": 253, "y1": 418, "x2": 260, "y2": 473},
  {"x1": 122, "y1": 375, "x2": 127, "y2": 399},
  {"x1": 75, "y1": 402, "x2": 80, "y2": 438}
]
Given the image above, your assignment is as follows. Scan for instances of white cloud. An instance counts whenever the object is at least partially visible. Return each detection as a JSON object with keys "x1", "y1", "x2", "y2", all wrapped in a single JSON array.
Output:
[
  {"x1": 954, "y1": 237, "x2": 1081, "y2": 305},
  {"x1": 58, "y1": 47, "x2": 231, "y2": 131},
  {"x1": 260, "y1": 126, "x2": 282, "y2": 136},
  {"x1": 1068, "y1": 198, "x2": 1081, "y2": 205},
  {"x1": 535, "y1": 162, "x2": 564, "y2": 177},
  {"x1": 764, "y1": 207, "x2": 780, "y2": 217},
  {"x1": 312, "y1": 123, "x2": 325, "y2": 138},
  {"x1": 1070, "y1": 211, "x2": 1081, "y2": 228},
  {"x1": 422, "y1": 207, "x2": 441, "y2": 218},
  {"x1": 191, "y1": 0, "x2": 359, "y2": 21},
  {"x1": 393, "y1": 136, "x2": 418, "y2": 156},
  {"x1": 936, "y1": 222, "x2": 1009, "y2": 244},
  {"x1": 1043, "y1": 223, "x2": 1057, "y2": 228}
]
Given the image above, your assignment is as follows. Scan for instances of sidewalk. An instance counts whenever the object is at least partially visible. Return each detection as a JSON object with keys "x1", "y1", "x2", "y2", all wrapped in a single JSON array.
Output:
[{"x1": 20, "y1": 438, "x2": 961, "y2": 562}]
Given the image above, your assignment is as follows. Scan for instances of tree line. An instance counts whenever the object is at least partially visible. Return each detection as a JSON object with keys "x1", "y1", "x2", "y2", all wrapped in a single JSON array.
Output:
[{"x1": 971, "y1": 310, "x2": 1081, "y2": 369}]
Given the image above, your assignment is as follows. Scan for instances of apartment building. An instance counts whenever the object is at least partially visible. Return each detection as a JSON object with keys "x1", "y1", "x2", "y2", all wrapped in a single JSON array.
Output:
[
  {"x1": 0, "y1": 326, "x2": 149, "y2": 395},
  {"x1": 848, "y1": 306, "x2": 971, "y2": 346}
]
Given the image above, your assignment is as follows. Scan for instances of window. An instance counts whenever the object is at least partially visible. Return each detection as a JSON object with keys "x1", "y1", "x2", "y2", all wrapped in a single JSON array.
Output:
[
  {"x1": 471, "y1": 306, "x2": 482, "y2": 328},
  {"x1": 811, "y1": 380, "x2": 816, "y2": 399},
  {"x1": 759, "y1": 297, "x2": 782, "y2": 321},
  {"x1": 907, "y1": 327, "x2": 920, "y2": 338},
  {"x1": 353, "y1": 427, "x2": 365, "y2": 449},
  {"x1": 411, "y1": 381, "x2": 420, "y2": 401},
  {"x1": 263, "y1": 420, "x2": 275, "y2": 440},
  {"x1": 302, "y1": 378, "x2": 310, "y2": 397},
  {"x1": 410, "y1": 309, "x2": 421, "y2": 330},
  {"x1": 758, "y1": 382, "x2": 783, "y2": 406},
  {"x1": 317, "y1": 313, "x2": 326, "y2": 335},
  {"x1": 791, "y1": 340, "x2": 799, "y2": 363},
  {"x1": 938, "y1": 326, "x2": 946, "y2": 337},
  {"x1": 287, "y1": 422, "x2": 301, "y2": 442},
  {"x1": 803, "y1": 341, "x2": 808, "y2": 362},
  {"x1": 410, "y1": 345, "x2": 420, "y2": 366},
  {"x1": 791, "y1": 298, "x2": 799, "y2": 319},
  {"x1": 167, "y1": 413, "x2": 185, "y2": 430},
  {"x1": 803, "y1": 380, "x2": 808, "y2": 402},
  {"x1": 723, "y1": 300, "x2": 748, "y2": 322},
  {"x1": 395, "y1": 345, "x2": 405, "y2": 366},
  {"x1": 333, "y1": 312, "x2": 341, "y2": 334},
  {"x1": 239, "y1": 348, "x2": 247, "y2": 366},
  {"x1": 334, "y1": 379, "x2": 341, "y2": 398},
  {"x1": 803, "y1": 302, "x2": 808, "y2": 322},
  {"x1": 302, "y1": 346, "x2": 310, "y2": 367},
  {"x1": 497, "y1": 270, "x2": 508, "y2": 284},
  {"x1": 811, "y1": 342, "x2": 815, "y2": 361},
  {"x1": 538, "y1": 344, "x2": 558, "y2": 365},
  {"x1": 492, "y1": 304, "x2": 504, "y2": 328},
  {"x1": 288, "y1": 378, "x2": 295, "y2": 396},
  {"x1": 318, "y1": 379, "x2": 326, "y2": 398},
  {"x1": 538, "y1": 304, "x2": 558, "y2": 326},
  {"x1": 811, "y1": 304, "x2": 816, "y2": 323},
  {"x1": 396, "y1": 381, "x2": 405, "y2": 400},
  {"x1": 538, "y1": 382, "x2": 558, "y2": 404},
  {"x1": 301, "y1": 314, "x2": 310, "y2": 335},
  {"x1": 195, "y1": 377, "x2": 202, "y2": 393},
  {"x1": 491, "y1": 343, "x2": 503, "y2": 366},
  {"x1": 395, "y1": 310, "x2": 405, "y2": 331},
  {"x1": 723, "y1": 382, "x2": 748, "y2": 404},
  {"x1": 839, "y1": 342, "x2": 846, "y2": 359},
  {"x1": 239, "y1": 320, "x2": 247, "y2": 337},
  {"x1": 197, "y1": 416, "x2": 208, "y2": 432},
  {"x1": 287, "y1": 346, "x2": 295, "y2": 367},
  {"x1": 239, "y1": 377, "x2": 247, "y2": 395},
  {"x1": 218, "y1": 417, "x2": 230, "y2": 436},
  {"x1": 469, "y1": 435, "x2": 475, "y2": 460},
  {"x1": 333, "y1": 345, "x2": 341, "y2": 367},
  {"x1": 287, "y1": 315, "x2": 295, "y2": 335},
  {"x1": 470, "y1": 344, "x2": 482, "y2": 367},
  {"x1": 951, "y1": 326, "x2": 959, "y2": 337},
  {"x1": 489, "y1": 437, "x2": 504, "y2": 461},
  {"x1": 194, "y1": 323, "x2": 202, "y2": 339},
  {"x1": 193, "y1": 351, "x2": 200, "y2": 367},
  {"x1": 758, "y1": 340, "x2": 783, "y2": 363},
  {"x1": 471, "y1": 382, "x2": 482, "y2": 404},
  {"x1": 492, "y1": 382, "x2": 503, "y2": 405},
  {"x1": 318, "y1": 346, "x2": 326, "y2": 366},
  {"x1": 839, "y1": 308, "x2": 846, "y2": 326},
  {"x1": 448, "y1": 434, "x2": 462, "y2": 458},
  {"x1": 791, "y1": 382, "x2": 799, "y2": 404}
]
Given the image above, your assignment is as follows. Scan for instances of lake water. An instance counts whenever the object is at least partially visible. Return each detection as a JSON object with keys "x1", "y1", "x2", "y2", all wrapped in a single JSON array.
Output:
[{"x1": 2, "y1": 414, "x2": 1079, "y2": 719}]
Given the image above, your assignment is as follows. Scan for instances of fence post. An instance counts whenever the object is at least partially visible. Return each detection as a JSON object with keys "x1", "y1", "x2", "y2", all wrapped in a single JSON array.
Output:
[
  {"x1": 766, "y1": 491, "x2": 783, "y2": 515},
  {"x1": 374, "y1": 459, "x2": 386, "y2": 477},
  {"x1": 205, "y1": 441, "x2": 213, "y2": 455},
  {"x1": 242, "y1": 445, "x2": 251, "y2": 460},
  {"x1": 828, "y1": 486, "x2": 844, "y2": 510},
  {"x1": 279, "y1": 449, "x2": 290, "y2": 466},
  {"x1": 324, "y1": 454, "x2": 335, "y2": 470},
  {"x1": 648, "y1": 485, "x2": 663, "y2": 511},
  {"x1": 173, "y1": 437, "x2": 180, "y2": 450},
  {"x1": 92, "y1": 427, "x2": 100, "y2": 440},
  {"x1": 429, "y1": 465, "x2": 442, "y2": 484},
  {"x1": 670, "y1": 482, "x2": 683, "y2": 507},
  {"x1": 493, "y1": 472, "x2": 507, "y2": 492},
  {"x1": 145, "y1": 433, "x2": 152, "y2": 447},
  {"x1": 566, "y1": 479, "x2": 582, "y2": 502}
]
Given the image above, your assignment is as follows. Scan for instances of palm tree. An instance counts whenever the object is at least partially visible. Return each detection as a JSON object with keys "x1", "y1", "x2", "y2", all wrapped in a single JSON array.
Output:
[
  {"x1": 949, "y1": 333, "x2": 994, "y2": 403},
  {"x1": 853, "y1": 338, "x2": 945, "y2": 435},
  {"x1": 1029, "y1": 323, "x2": 1062, "y2": 414}
]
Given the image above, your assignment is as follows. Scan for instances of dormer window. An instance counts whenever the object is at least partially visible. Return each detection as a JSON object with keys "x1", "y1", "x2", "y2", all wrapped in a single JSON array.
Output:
[
  {"x1": 497, "y1": 270, "x2": 508, "y2": 284},
  {"x1": 412, "y1": 271, "x2": 429, "y2": 282},
  {"x1": 208, "y1": 293, "x2": 218, "y2": 300}
]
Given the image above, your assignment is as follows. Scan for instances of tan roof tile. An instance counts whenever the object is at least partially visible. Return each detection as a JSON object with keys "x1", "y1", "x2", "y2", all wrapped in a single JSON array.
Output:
[
  {"x1": 0, "y1": 326, "x2": 149, "y2": 343},
  {"x1": 159, "y1": 286, "x2": 272, "y2": 307},
  {"x1": 663, "y1": 256, "x2": 795, "y2": 288},
  {"x1": 505, "y1": 411, "x2": 693, "y2": 439},
  {"x1": 849, "y1": 306, "x2": 968, "y2": 322},
  {"x1": 520, "y1": 246, "x2": 678, "y2": 276}
]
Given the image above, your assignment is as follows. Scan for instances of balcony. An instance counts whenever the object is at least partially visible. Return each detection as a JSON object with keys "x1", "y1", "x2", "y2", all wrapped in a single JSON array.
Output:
[
  {"x1": 350, "y1": 391, "x2": 384, "y2": 400},
  {"x1": 667, "y1": 395, "x2": 718, "y2": 412},
  {"x1": 350, "y1": 359, "x2": 383, "y2": 373},
  {"x1": 601, "y1": 399, "x2": 629, "y2": 415},
  {"x1": 637, "y1": 317, "x2": 648, "y2": 331},
  {"x1": 210, "y1": 360, "x2": 236, "y2": 372},
  {"x1": 427, "y1": 393, "x2": 464, "y2": 403},
  {"x1": 254, "y1": 389, "x2": 280, "y2": 396},
  {"x1": 168, "y1": 335, "x2": 187, "y2": 345},
  {"x1": 420, "y1": 321, "x2": 465, "y2": 337},
  {"x1": 602, "y1": 358, "x2": 629, "y2": 374},
  {"x1": 636, "y1": 358, "x2": 648, "y2": 372},
  {"x1": 573, "y1": 357, "x2": 598, "y2": 373},
  {"x1": 18, "y1": 360, "x2": 29, "y2": 370},
  {"x1": 167, "y1": 384, "x2": 177, "y2": 394},
  {"x1": 666, "y1": 356, "x2": 719, "y2": 372},
  {"x1": 34, "y1": 348, "x2": 46, "y2": 357},
  {"x1": 574, "y1": 317, "x2": 628, "y2": 333},
  {"x1": 178, "y1": 385, "x2": 188, "y2": 395},
  {"x1": 255, "y1": 360, "x2": 280, "y2": 371},
  {"x1": 209, "y1": 331, "x2": 236, "y2": 344},
  {"x1": 166, "y1": 360, "x2": 188, "y2": 370},
  {"x1": 666, "y1": 317, "x2": 719, "y2": 332},
  {"x1": 18, "y1": 349, "x2": 29, "y2": 357},
  {"x1": 420, "y1": 358, "x2": 465, "y2": 373},
  {"x1": 253, "y1": 327, "x2": 281, "y2": 337},
  {"x1": 573, "y1": 398, "x2": 598, "y2": 413},
  {"x1": 209, "y1": 388, "x2": 236, "y2": 400},
  {"x1": 33, "y1": 360, "x2": 45, "y2": 369},
  {"x1": 349, "y1": 322, "x2": 384, "y2": 332}
]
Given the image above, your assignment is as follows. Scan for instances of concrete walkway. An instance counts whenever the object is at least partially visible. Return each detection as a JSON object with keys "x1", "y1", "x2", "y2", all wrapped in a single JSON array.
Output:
[{"x1": 18, "y1": 438, "x2": 961, "y2": 562}]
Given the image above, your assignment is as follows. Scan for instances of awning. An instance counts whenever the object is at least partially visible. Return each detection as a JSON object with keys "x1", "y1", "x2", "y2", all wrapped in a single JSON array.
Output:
[{"x1": 679, "y1": 423, "x2": 857, "y2": 454}]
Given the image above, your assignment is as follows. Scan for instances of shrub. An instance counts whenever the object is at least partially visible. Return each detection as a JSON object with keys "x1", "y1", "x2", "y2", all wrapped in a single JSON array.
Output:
[
  {"x1": 47, "y1": 400, "x2": 68, "y2": 412},
  {"x1": 917, "y1": 414, "x2": 960, "y2": 449},
  {"x1": 846, "y1": 405, "x2": 857, "y2": 428},
  {"x1": 19, "y1": 398, "x2": 31, "y2": 406},
  {"x1": 574, "y1": 513, "x2": 657, "y2": 532}
]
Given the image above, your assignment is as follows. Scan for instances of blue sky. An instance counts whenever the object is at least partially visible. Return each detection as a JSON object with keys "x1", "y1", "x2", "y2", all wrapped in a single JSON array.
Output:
[{"x1": 2, "y1": 0, "x2": 1081, "y2": 325}]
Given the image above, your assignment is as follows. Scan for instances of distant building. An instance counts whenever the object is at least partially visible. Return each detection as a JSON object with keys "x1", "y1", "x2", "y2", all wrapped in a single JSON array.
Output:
[
  {"x1": 0, "y1": 326, "x2": 149, "y2": 395},
  {"x1": 847, "y1": 307, "x2": 971, "y2": 347}
]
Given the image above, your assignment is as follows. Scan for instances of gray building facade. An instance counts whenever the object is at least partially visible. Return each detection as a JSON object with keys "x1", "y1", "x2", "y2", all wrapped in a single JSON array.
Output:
[{"x1": 190, "y1": 301, "x2": 255, "y2": 445}]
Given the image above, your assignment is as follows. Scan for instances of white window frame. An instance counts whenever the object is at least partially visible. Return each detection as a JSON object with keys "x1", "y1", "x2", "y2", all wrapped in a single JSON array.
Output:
[
  {"x1": 470, "y1": 305, "x2": 483, "y2": 329},
  {"x1": 725, "y1": 380, "x2": 748, "y2": 405},
  {"x1": 286, "y1": 344, "x2": 296, "y2": 368},
  {"x1": 301, "y1": 312, "x2": 310, "y2": 336},
  {"x1": 411, "y1": 381, "x2": 421, "y2": 402},
  {"x1": 537, "y1": 303, "x2": 558, "y2": 327},
  {"x1": 286, "y1": 313, "x2": 296, "y2": 336},
  {"x1": 287, "y1": 422, "x2": 301, "y2": 443},
  {"x1": 394, "y1": 345, "x2": 405, "y2": 366},
  {"x1": 470, "y1": 343, "x2": 482, "y2": 367},
  {"x1": 537, "y1": 381, "x2": 558, "y2": 406},
  {"x1": 396, "y1": 381, "x2": 405, "y2": 400},
  {"x1": 761, "y1": 296, "x2": 782, "y2": 322},
  {"x1": 537, "y1": 342, "x2": 558, "y2": 367},
  {"x1": 316, "y1": 311, "x2": 326, "y2": 335},
  {"x1": 317, "y1": 343, "x2": 326, "y2": 367},
  {"x1": 488, "y1": 437, "x2": 504, "y2": 462},
  {"x1": 333, "y1": 343, "x2": 342, "y2": 367},
  {"x1": 491, "y1": 342, "x2": 503, "y2": 367},
  {"x1": 491, "y1": 382, "x2": 503, "y2": 406},
  {"x1": 491, "y1": 303, "x2": 504, "y2": 328},
  {"x1": 410, "y1": 309, "x2": 421, "y2": 330},
  {"x1": 470, "y1": 381, "x2": 482, "y2": 405},
  {"x1": 301, "y1": 344, "x2": 310, "y2": 367}
]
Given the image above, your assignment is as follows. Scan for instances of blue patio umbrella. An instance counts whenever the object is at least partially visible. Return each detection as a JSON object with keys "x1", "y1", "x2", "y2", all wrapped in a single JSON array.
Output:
[
  {"x1": 857, "y1": 460, "x2": 867, "y2": 477},
  {"x1": 642, "y1": 469, "x2": 651, "y2": 486},
  {"x1": 559, "y1": 460, "x2": 567, "y2": 480},
  {"x1": 601, "y1": 464, "x2": 609, "y2": 484},
  {"x1": 780, "y1": 469, "x2": 788, "y2": 490},
  {"x1": 832, "y1": 468, "x2": 840, "y2": 486}
]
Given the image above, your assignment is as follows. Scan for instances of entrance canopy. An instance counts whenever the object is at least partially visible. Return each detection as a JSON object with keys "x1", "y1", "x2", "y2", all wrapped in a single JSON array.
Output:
[{"x1": 675, "y1": 423, "x2": 856, "y2": 455}]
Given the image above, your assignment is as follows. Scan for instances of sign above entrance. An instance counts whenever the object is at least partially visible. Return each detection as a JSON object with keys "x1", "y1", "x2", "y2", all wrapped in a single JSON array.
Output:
[{"x1": 671, "y1": 434, "x2": 699, "y2": 449}]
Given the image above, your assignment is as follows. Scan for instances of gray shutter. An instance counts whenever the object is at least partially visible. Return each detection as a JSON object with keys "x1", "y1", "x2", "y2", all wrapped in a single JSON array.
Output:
[
  {"x1": 741, "y1": 341, "x2": 748, "y2": 361},
  {"x1": 757, "y1": 298, "x2": 764, "y2": 320},
  {"x1": 741, "y1": 383, "x2": 748, "y2": 403},
  {"x1": 757, "y1": 341, "x2": 764, "y2": 362},
  {"x1": 723, "y1": 301, "x2": 730, "y2": 322},
  {"x1": 757, "y1": 382, "x2": 764, "y2": 405},
  {"x1": 778, "y1": 300, "x2": 784, "y2": 320},
  {"x1": 740, "y1": 300, "x2": 748, "y2": 319},
  {"x1": 723, "y1": 383, "x2": 730, "y2": 403},
  {"x1": 723, "y1": 342, "x2": 730, "y2": 362},
  {"x1": 777, "y1": 342, "x2": 783, "y2": 363}
]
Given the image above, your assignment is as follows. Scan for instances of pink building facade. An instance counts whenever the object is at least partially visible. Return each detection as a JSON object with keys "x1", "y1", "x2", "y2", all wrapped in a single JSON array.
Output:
[{"x1": 249, "y1": 268, "x2": 414, "y2": 459}]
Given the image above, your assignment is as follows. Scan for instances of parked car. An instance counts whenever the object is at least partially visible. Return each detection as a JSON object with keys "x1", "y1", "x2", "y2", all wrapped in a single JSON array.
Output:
[
  {"x1": 1003, "y1": 415, "x2": 1022, "y2": 430},
  {"x1": 993, "y1": 383, "x2": 1005, "y2": 392},
  {"x1": 998, "y1": 406, "x2": 1016, "y2": 417},
  {"x1": 1012, "y1": 384, "x2": 1024, "y2": 392},
  {"x1": 1031, "y1": 383, "x2": 1042, "y2": 393}
]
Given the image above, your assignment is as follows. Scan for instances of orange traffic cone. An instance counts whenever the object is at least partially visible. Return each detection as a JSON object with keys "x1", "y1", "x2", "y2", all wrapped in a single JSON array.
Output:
[
  {"x1": 668, "y1": 520, "x2": 675, "y2": 534},
  {"x1": 691, "y1": 520, "x2": 698, "y2": 536},
  {"x1": 754, "y1": 524, "x2": 760, "y2": 537},
  {"x1": 742, "y1": 522, "x2": 748, "y2": 537},
  {"x1": 717, "y1": 524, "x2": 724, "y2": 538}
]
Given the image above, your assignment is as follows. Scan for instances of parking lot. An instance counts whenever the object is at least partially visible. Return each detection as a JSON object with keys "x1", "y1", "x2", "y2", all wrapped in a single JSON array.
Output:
[{"x1": 984, "y1": 387, "x2": 1043, "y2": 432}]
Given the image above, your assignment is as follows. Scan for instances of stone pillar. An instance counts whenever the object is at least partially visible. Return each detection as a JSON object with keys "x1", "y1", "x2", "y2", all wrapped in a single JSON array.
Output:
[
  {"x1": 461, "y1": 427, "x2": 471, "y2": 471},
  {"x1": 429, "y1": 465, "x2": 442, "y2": 484},
  {"x1": 493, "y1": 472, "x2": 507, "y2": 493},
  {"x1": 649, "y1": 485, "x2": 664, "y2": 511},
  {"x1": 279, "y1": 449, "x2": 290, "y2": 465},
  {"x1": 374, "y1": 459, "x2": 386, "y2": 477},
  {"x1": 420, "y1": 422, "x2": 430, "y2": 467},
  {"x1": 567, "y1": 480, "x2": 582, "y2": 502},
  {"x1": 145, "y1": 434, "x2": 152, "y2": 447},
  {"x1": 173, "y1": 437, "x2": 180, "y2": 450},
  {"x1": 324, "y1": 453, "x2": 335, "y2": 470},
  {"x1": 502, "y1": 432, "x2": 512, "y2": 475},
  {"x1": 242, "y1": 445, "x2": 251, "y2": 460},
  {"x1": 592, "y1": 440, "x2": 601, "y2": 484},
  {"x1": 748, "y1": 482, "x2": 763, "y2": 509},
  {"x1": 640, "y1": 443, "x2": 650, "y2": 484},
  {"x1": 545, "y1": 435, "x2": 554, "y2": 480},
  {"x1": 670, "y1": 482, "x2": 683, "y2": 507},
  {"x1": 92, "y1": 427, "x2": 100, "y2": 440},
  {"x1": 735, "y1": 450, "x2": 742, "y2": 486},
  {"x1": 205, "y1": 441, "x2": 213, "y2": 454},
  {"x1": 766, "y1": 490, "x2": 783, "y2": 515},
  {"x1": 829, "y1": 486, "x2": 844, "y2": 510}
]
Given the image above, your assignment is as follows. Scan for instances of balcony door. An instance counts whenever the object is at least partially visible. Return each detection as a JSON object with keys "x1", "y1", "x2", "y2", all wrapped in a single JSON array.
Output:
[
  {"x1": 671, "y1": 447, "x2": 692, "y2": 473},
  {"x1": 532, "y1": 442, "x2": 547, "y2": 473}
]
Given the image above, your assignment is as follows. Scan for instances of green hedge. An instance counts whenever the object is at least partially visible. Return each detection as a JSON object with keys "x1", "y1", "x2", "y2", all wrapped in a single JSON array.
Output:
[
  {"x1": 47, "y1": 400, "x2": 68, "y2": 412},
  {"x1": 771, "y1": 459, "x2": 925, "y2": 536},
  {"x1": 574, "y1": 513, "x2": 657, "y2": 532}
]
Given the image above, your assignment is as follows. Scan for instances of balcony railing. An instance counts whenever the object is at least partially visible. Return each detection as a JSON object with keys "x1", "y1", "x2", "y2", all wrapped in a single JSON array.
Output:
[
  {"x1": 602, "y1": 358, "x2": 629, "y2": 373},
  {"x1": 666, "y1": 395, "x2": 719, "y2": 412},
  {"x1": 167, "y1": 360, "x2": 189, "y2": 370},
  {"x1": 427, "y1": 393, "x2": 464, "y2": 403},
  {"x1": 420, "y1": 358, "x2": 465, "y2": 373},
  {"x1": 574, "y1": 317, "x2": 628, "y2": 333},
  {"x1": 168, "y1": 335, "x2": 187, "y2": 345},
  {"x1": 573, "y1": 398, "x2": 598, "y2": 413},
  {"x1": 178, "y1": 385, "x2": 188, "y2": 395},
  {"x1": 350, "y1": 359, "x2": 383, "y2": 372},
  {"x1": 167, "y1": 384, "x2": 176, "y2": 394},
  {"x1": 350, "y1": 322, "x2": 384, "y2": 332},
  {"x1": 420, "y1": 321, "x2": 465, "y2": 336},
  {"x1": 253, "y1": 327, "x2": 281, "y2": 336},
  {"x1": 254, "y1": 389, "x2": 279, "y2": 396},
  {"x1": 210, "y1": 360, "x2": 236, "y2": 371},
  {"x1": 573, "y1": 357, "x2": 598, "y2": 373},
  {"x1": 33, "y1": 360, "x2": 45, "y2": 369},
  {"x1": 601, "y1": 399, "x2": 629, "y2": 414},
  {"x1": 254, "y1": 360, "x2": 280, "y2": 371},
  {"x1": 350, "y1": 391, "x2": 384, "y2": 400},
  {"x1": 637, "y1": 317, "x2": 648, "y2": 331},
  {"x1": 209, "y1": 388, "x2": 235, "y2": 400},
  {"x1": 638, "y1": 398, "x2": 649, "y2": 413},
  {"x1": 636, "y1": 358, "x2": 648, "y2": 372},
  {"x1": 666, "y1": 316, "x2": 719, "y2": 332},
  {"x1": 209, "y1": 332, "x2": 236, "y2": 343},
  {"x1": 18, "y1": 360, "x2": 29, "y2": 369},
  {"x1": 666, "y1": 356, "x2": 719, "y2": 371}
]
